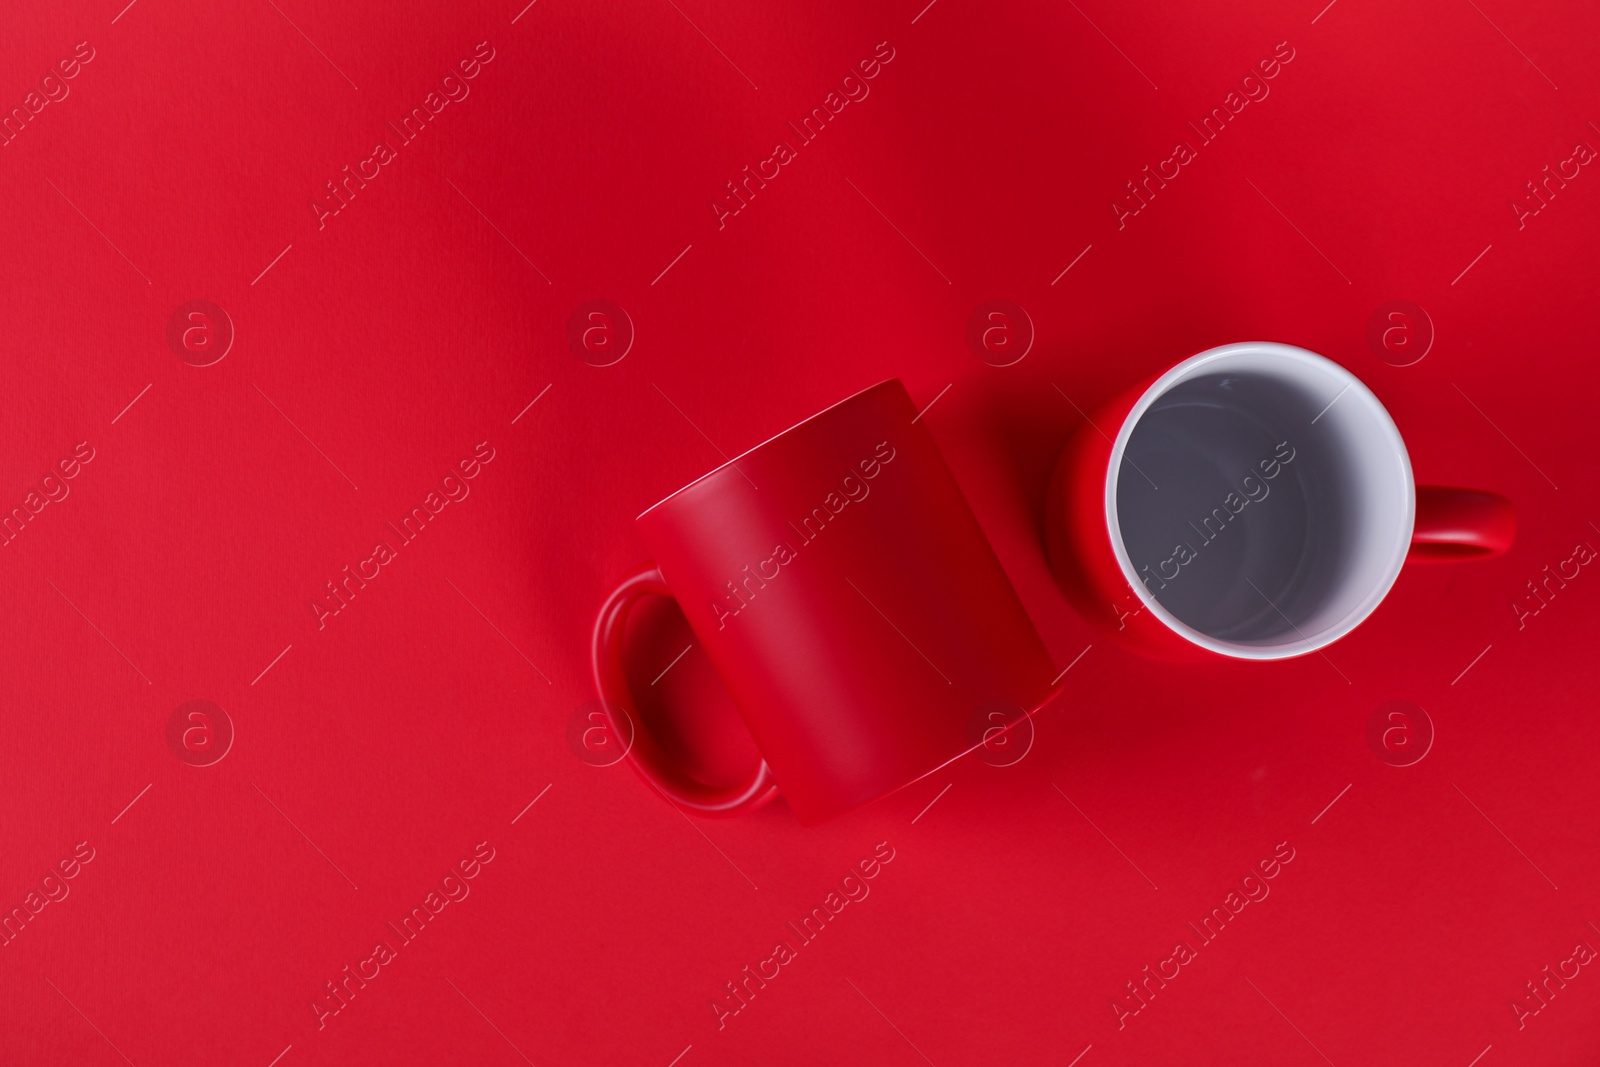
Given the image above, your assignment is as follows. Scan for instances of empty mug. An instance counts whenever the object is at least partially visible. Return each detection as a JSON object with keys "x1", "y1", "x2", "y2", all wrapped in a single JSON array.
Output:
[
  {"x1": 592, "y1": 379, "x2": 1058, "y2": 825},
  {"x1": 1045, "y1": 341, "x2": 1515, "y2": 660}
]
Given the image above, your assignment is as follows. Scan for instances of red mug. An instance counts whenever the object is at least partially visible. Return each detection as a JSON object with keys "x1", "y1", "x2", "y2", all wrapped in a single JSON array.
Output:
[
  {"x1": 592, "y1": 379, "x2": 1058, "y2": 825},
  {"x1": 1046, "y1": 342, "x2": 1516, "y2": 661}
]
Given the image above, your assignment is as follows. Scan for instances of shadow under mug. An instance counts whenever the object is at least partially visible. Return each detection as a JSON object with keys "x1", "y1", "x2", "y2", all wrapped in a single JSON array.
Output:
[
  {"x1": 592, "y1": 379, "x2": 1058, "y2": 825},
  {"x1": 1046, "y1": 341, "x2": 1516, "y2": 661}
]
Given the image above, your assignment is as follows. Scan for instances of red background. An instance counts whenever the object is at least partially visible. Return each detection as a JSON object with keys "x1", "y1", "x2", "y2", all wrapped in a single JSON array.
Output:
[{"x1": 2, "y1": 0, "x2": 1598, "y2": 1063}]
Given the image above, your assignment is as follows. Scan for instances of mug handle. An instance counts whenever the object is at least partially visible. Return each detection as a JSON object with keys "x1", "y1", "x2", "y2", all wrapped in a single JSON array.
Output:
[
  {"x1": 591, "y1": 562, "x2": 778, "y2": 816},
  {"x1": 1409, "y1": 487, "x2": 1516, "y2": 562}
]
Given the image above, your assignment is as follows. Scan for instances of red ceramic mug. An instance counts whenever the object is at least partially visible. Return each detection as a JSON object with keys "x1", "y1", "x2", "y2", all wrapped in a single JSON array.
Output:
[
  {"x1": 593, "y1": 379, "x2": 1058, "y2": 825},
  {"x1": 1046, "y1": 342, "x2": 1516, "y2": 661}
]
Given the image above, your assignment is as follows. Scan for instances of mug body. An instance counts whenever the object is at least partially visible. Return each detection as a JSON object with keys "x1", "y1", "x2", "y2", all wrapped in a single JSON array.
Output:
[
  {"x1": 638, "y1": 379, "x2": 1055, "y2": 824},
  {"x1": 1047, "y1": 342, "x2": 1415, "y2": 661}
]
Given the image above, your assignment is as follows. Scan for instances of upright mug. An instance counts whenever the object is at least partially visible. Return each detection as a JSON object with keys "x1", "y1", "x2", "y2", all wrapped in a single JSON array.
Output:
[
  {"x1": 593, "y1": 379, "x2": 1058, "y2": 825},
  {"x1": 1045, "y1": 341, "x2": 1515, "y2": 660}
]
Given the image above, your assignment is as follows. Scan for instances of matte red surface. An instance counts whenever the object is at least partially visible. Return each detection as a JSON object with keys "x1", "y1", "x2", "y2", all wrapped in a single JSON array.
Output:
[{"x1": 2, "y1": 0, "x2": 1598, "y2": 1064}]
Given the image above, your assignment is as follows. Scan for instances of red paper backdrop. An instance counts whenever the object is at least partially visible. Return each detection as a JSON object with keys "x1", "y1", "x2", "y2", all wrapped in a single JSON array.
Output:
[{"x1": 2, "y1": 0, "x2": 1598, "y2": 1063}]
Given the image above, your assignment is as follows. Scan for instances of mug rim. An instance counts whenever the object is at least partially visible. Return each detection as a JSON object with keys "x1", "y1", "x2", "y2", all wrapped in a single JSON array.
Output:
[
  {"x1": 1103, "y1": 341, "x2": 1416, "y2": 660},
  {"x1": 637, "y1": 378, "x2": 903, "y2": 523}
]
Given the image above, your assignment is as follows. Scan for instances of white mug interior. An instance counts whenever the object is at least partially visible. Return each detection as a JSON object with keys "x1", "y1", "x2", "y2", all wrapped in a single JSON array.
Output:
[{"x1": 1105, "y1": 342, "x2": 1415, "y2": 659}]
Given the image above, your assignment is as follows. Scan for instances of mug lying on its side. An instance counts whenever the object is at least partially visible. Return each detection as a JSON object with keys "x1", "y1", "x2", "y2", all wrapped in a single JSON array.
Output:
[{"x1": 593, "y1": 379, "x2": 1058, "y2": 825}]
